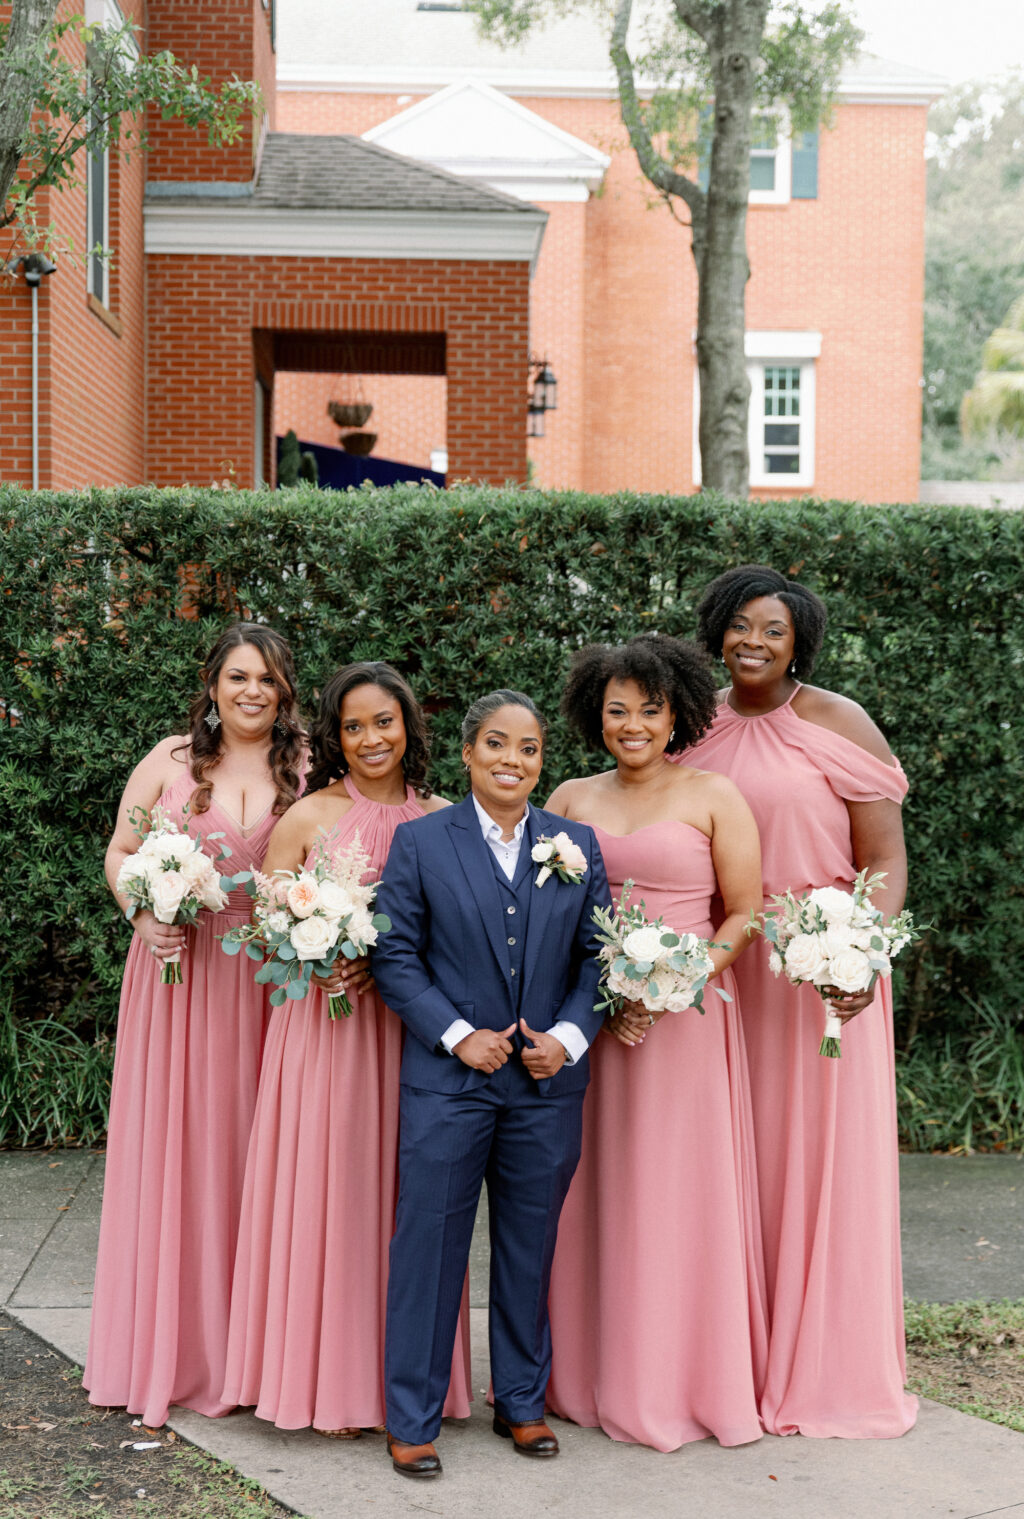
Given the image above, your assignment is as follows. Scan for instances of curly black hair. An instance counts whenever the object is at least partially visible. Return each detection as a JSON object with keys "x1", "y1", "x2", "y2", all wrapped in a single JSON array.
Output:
[
  {"x1": 561, "y1": 634, "x2": 717, "y2": 755},
  {"x1": 696, "y1": 564, "x2": 827, "y2": 680},
  {"x1": 306, "y1": 661, "x2": 431, "y2": 797}
]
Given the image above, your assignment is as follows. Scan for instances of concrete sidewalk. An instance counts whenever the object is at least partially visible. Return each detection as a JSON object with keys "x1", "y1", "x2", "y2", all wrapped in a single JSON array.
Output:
[{"x1": 2, "y1": 1149, "x2": 1022, "y2": 1519}]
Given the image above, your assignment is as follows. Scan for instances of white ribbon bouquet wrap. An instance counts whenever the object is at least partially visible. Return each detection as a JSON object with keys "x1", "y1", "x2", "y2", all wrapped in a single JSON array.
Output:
[{"x1": 751, "y1": 869, "x2": 918, "y2": 1058}]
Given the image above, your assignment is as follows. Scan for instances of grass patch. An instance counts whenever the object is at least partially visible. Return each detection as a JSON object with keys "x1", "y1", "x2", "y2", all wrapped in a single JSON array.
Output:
[{"x1": 904, "y1": 1298, "x2": 1024, "y2": 1432}]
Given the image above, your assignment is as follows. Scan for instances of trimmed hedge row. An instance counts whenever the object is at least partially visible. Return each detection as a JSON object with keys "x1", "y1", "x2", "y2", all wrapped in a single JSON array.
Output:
[{"x1": 1, "y1": 483, "x2": 1021, "y2": 1129}]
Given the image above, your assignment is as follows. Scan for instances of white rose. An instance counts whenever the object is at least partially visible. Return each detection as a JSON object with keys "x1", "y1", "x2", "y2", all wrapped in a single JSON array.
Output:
[
  {"x1": 821, "y1": 922, "x2": 856, "y2": 957},
  {"x1": 551, "y1": 832, "x2": 587, "y2": 873},
  {"x1": 290, "y1": 914, "x2": 336, "y2": 961},
  {"x1": 198, "y1": 875, "x2": 229, "y2": 913},
  {"x1": 641, "y1": 978, "x2": 675, "y2": 1013},
  {"x1": 342, "y1": 906, "x2": 376, "y2": 949},
  {"x1": 150, "y1": 870, "x2": 187, "y2": 923},
  {"x1": 807, "y1": 886, "x2": 856, "y2": 924},
  {"x1": 266, "y1": 910, "x2": 291, "y2": 935},
  {"x1": 116, "y1": 853, "x2": 149, "y2": 889},
  {"x1": 784, "y1": 932, "x2": 831, "y2": 984},
  {"x1": 622, "y1": 926, "x2": 667, "y2": 964},
  {"x1": 851, "y1": 903, "x2": 878, "y2": 930},
  {"x1": 531, "y1": 840, "x2": 555, "y2": 863},
  {"x1": 142, "y1": 829, "x2": 193, "y2": 864},
  {"x1": 286, "y1": 874, "x2": 321, "y2": 918},
  {"x1": 606, "y1": 968, "x2": 634, "y2": 999},
  {"x1": 318, "y1": 879, "x2": 358, "y2": 920},
  {"x1": 665, "y1": 984, "x2": 697, "y2": 1013},
  {"x1": 825, "y1": 946, "x2": 873, "y2": 994},
  {"x1": 178, "y1": 849, "x2": 211, "y2": 887}
]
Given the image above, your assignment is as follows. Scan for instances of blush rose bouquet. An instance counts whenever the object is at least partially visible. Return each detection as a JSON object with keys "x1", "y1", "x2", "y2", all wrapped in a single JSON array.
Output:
[
  {"x1": 115, "y1": 804, "x2": 232, "y2": 984},
  {"x1": 221, "y1": 828, "x2": 391, "y2": 1018},
  {"x1": 591, "y1": 881, "x2": 731, "y2": 1020},
  {"x1": 750, "y1": 869, "x2": 918, "y2": 1057}
]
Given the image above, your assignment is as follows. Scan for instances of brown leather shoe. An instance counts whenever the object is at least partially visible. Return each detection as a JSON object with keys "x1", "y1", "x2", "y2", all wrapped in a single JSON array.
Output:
[
  {"x1": 386, "y1": 1431, "x2": 442, "y2": 1478},
  {"x1": 492, "y1": 1414, "x2": 560, "y2": 1457}
]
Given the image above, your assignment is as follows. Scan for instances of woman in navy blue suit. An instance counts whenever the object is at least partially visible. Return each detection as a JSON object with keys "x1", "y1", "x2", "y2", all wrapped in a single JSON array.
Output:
[{"x1": 372, "y1": 689, "x2": 610, "y2": 1479}]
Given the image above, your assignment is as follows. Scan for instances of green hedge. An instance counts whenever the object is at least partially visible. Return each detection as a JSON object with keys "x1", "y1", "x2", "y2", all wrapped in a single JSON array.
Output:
[{"x1": 1, "y1": 483, "x2": 1021, "y2": 1142}]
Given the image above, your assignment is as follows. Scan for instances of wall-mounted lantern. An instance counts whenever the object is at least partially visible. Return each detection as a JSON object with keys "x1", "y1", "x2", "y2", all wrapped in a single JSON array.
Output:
[{"x1": 527, "y1": 354, "x2": 558, "y2": 438}]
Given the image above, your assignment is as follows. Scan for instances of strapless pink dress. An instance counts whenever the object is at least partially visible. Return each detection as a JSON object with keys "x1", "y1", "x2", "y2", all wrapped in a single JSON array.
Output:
[
  {"x1": 679, "y1": 687, "x2": 917, "y2": 1437},
  {"x1": 546, "y1": 821, "x2": 767, "y2": 1451},
  {"x1": 222, "y1": 776, "x2": 472, "y2": 1429},
  {"x1": 85, "y1": 771, "x2": 276, "y2": 1427}
]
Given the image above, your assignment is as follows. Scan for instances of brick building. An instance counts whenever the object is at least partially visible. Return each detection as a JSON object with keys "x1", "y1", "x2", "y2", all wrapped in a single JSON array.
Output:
[
  {"x1": 275, "y1": 1, "x2": 945, "y2": 503},
  {"x1": 1, "y1": 0, "x2": 943, "y2": 500},
  {"x1": 1, "y1": 0, "x2": 542, "y2": 489}
]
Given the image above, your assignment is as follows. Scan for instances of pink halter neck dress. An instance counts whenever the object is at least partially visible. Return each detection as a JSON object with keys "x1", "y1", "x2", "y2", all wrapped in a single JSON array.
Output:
[{"x1": 679, "y1": 687, "x2": 917, "y2": 1438}]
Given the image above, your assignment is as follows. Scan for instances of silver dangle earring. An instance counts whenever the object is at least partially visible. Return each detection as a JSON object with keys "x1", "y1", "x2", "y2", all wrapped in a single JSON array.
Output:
[
  {"x1": 273, "y1": 716, "x2": 287, "y2": 738},
  {"x1": 669, "y1": 729, "x2": 676, "y2": 744},
  {"x1": 204, "y1": 703, "x2": 221, "y2": 732}
]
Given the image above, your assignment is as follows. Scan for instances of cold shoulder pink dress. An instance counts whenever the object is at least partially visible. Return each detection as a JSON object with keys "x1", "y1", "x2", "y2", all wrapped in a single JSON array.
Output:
[
  {"x1": 680, "y1": 687, "x2": 917, "y2": 1438},
  {"x1": 85, "y1": 770, "x2": 277, "y2": 1428},
  {"x1": 546, "y1": 821, "x2": 768, "y2": 1451},
  {"x1": 221, "y1": 776, "x2": 472, "y2": 1430}
]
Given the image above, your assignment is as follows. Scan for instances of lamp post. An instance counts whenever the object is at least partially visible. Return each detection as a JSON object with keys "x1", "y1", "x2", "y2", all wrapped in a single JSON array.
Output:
[
  {"x1": 6, "y1": 252, "x2": 58, "y2": 489},
  {"x1": 527, "y1": 354, "x2": 558, "y2": 438}
]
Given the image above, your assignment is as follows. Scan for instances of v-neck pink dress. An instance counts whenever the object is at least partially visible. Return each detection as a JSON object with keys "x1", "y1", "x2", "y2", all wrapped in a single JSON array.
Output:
[
  {"x1": 678, "y1": 687, "x2": 917, "y2": 1438},
  {"x1": 546, "y1": 821, "x2": 768, "y2": 1451},
  {"x1": 221, "y1": 777, "x2": 472, "y2": 1430},
  {"x1": 85, "y1": 769, "x2": 278, "y2": 1427}
]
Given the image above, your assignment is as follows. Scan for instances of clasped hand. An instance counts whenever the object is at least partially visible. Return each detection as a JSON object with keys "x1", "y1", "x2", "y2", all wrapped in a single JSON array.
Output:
[
  {"x1": 606, "y1": 998, "x2": 660, "y2": 1047},
  {"x1": 312, "y1": 955, "x2": 374, "y2": 998},
  {"x1": 454, "y1": 1019, "x2": 566, "y2": 1080},
  {"x1": 132, "y1": 909, "x2": 186, "y2": 962}
]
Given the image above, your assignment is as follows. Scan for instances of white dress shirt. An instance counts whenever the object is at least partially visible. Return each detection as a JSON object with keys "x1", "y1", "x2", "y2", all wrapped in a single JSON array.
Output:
[{"x1": 438, "y1": 797, "x2": 588, "y2": 1065}]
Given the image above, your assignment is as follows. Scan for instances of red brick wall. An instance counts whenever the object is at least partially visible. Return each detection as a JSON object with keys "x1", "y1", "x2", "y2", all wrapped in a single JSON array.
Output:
[
  {"x1": 146, "y1": 266, "x2": 530, "y2": 486},
  {"x1": 278, "y1": 87, "x2": 927, "y2": 503},
  {"x1": 145, "y1": 0, "x2": 275, "y2": 183},
  {"x1": 0, "y1": 0, "x2": 147, "y2": 488},
  {"x1": 274, "y1": 373, "x2": 447, "y2": 471}
]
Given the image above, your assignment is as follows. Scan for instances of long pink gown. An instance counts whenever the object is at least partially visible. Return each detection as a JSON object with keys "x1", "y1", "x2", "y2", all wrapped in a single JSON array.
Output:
[
  {"x1": 222, "y1": 776, "x2": 472, "y2": 1430},
  {"x1": 546, "y1": 821, "x2": 768, "y2": 1451},
  {"x1": 680, "y1": 686, "x2": 917, "y2": 1438},
  {"x1": 85, "y1": 771, "x2": 276, "y2": 1427}
]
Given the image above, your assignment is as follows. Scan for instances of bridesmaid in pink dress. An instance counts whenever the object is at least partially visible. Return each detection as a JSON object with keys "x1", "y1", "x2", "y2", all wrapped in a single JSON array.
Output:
[
  {"x1": 85, "y1": 625, "x2": 305, "y2": 1428},
  {"x1": 680, "y1": 564, "x2": 917, "y2": 1438},
  {"x1": 222, "y1": 662, "x2": 472, "y2": 1435},
  {"x1": 545, "y1": 634, "x2": 768, "y2": 1451}
]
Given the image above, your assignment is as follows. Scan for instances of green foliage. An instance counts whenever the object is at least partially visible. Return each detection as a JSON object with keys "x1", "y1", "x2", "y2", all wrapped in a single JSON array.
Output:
[
  {"x1": 276, "y1": 429, "x2": 301, "y2": 488},
  {"x1": 962, "y1": 294, "x2": 1024, "y2": 441},
  {"x1": 904, "y1": 1297, "x2": 1024, "y2": 1353},
  {"x1": 1, "y1": 9, "x2": 262, "y2": 239},
  {"x1": 0, "y1": 994, "x2": 112, "y2": 1146},
  {"x1": 924, "y1": 74, "x2": 1024, "y2": 474},
  {"x1": 896, "y1": 1000, "x2": 1024, "y2": 1154},
  {"x1": 1, "y1": 483, "x2": 1022, "y2": 1144}
]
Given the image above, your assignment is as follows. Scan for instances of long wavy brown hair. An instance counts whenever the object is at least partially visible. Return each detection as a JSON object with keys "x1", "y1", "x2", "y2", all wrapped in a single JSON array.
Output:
[
  {"x1": 175, "y1": 623, "x2": 305, "y2": 816},
  {"x1": 306, "y1": 661, "x2": 431, "y2": 797}
]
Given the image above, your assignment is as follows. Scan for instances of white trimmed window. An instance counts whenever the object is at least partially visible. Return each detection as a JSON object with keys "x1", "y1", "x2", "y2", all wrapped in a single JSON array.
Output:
[
  {"x1": 693, "y1": 331, "x2": 820, "y2": 489},
  {"x1": 86, "y1": 100, "x2": 109, "y2": 306}
]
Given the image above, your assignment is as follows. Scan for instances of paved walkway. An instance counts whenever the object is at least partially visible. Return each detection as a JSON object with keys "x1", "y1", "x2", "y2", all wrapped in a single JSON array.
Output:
[{"x1": 2, "y1": 1150, "x2": 1022, "y2": 1519}]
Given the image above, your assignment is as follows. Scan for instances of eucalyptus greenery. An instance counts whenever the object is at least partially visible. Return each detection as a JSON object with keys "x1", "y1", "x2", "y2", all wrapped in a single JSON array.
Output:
[{"x1": 1, "y1": 482, "x2": 1021, "y2": 1144}]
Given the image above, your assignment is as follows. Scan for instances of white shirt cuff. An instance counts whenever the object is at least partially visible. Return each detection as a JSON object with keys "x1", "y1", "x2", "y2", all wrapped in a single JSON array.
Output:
[
  {"x1": 547, "y1": 1021, "x2": 588, "y2": 1066},
  {"x1": 440, "y1": 1018, "x2": 476, "y2": 1055}
]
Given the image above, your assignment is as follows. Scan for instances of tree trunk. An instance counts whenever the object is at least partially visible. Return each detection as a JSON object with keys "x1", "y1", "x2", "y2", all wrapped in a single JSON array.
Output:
[
  {"x1": 692, "y1": 0, "x2": 767, "y2": 496},
  {"x1": 0, "y1": 0, "x2": 62, "y2": 228}
]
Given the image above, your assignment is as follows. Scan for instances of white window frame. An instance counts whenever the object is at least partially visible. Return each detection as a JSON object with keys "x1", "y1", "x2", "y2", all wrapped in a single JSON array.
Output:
[
  {"x1": 692, "y1": 331, "x2": 820, "y2": 489},
  {"x1": 86, "y1": 107, "x2": 109, "y2": 306},
  {"x1": 748, "y1": 113, "x2": 792, "y2": 206}
]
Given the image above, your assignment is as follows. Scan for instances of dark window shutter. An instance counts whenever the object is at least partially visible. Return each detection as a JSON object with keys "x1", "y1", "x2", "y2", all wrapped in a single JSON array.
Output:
[{"x1": 791, "y1": 130, "x2": 819, "y2": 199}]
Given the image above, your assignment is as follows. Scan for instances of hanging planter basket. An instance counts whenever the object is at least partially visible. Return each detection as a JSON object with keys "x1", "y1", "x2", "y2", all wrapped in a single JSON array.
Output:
[
  {"x1": 328, "y1": 400, "x2": 373, "y2": 429},
  {"x1": 341, "y1": 431, "x2": 377, "y2": 456}
]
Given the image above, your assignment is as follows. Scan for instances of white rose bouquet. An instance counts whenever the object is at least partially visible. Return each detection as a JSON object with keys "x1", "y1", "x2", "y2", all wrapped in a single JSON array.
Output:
[
  {"x1": 751, "y1": 869, "x2": 918, "y2": 1058},
  {"x1": 115, "y1": 804, "x2": 232, "y2": 984},
  {"x1": 221, "y1": 829, "x2": 391, "y2": 1018},
  {"x1": 591, "y1": 881, "x2": 731, "y2": 1020}
]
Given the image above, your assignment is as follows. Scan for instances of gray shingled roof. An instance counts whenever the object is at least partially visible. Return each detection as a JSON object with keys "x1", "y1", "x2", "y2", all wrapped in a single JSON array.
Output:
[{"x1": 250, "y1": 133, "x2": 534, "y2": 213}]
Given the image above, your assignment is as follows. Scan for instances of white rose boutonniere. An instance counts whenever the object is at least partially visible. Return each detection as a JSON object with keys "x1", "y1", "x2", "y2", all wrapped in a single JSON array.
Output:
[{"x1": 532, "y1": 831, "x2": 588, "y2": 888}]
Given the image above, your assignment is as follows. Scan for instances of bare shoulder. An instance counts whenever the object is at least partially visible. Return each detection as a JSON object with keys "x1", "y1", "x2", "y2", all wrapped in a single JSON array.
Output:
[
  {"x1": 419, "y1": 793, "x2": 452, "y2": 813},
  {"x1": 677, "y1": 765, "x2": 746, "y2": 810},
  {"x1": 131, "y1": 733, "x2": 190, "y2": 791},
  {"x1": 545, "y1": 773, "x2": 601, "y2": 818},
  {"x1": 793, "y1": 685, "x2": 894, "y2": 765}
]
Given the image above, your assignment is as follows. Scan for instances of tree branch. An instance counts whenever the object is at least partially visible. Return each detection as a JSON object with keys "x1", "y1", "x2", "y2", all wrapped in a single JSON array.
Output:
[
  {"x1": 611, "y1": 0, "x2": 705, "y2": 224},
  {"x1": 0, "y1": 0, "x2": 62, "y2": 220}
]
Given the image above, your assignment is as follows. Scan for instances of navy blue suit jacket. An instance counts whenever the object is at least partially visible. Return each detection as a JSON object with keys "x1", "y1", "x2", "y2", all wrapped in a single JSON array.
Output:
[{"x1": 372, "y1": 795, "x2": 610, "y2": 1096}]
